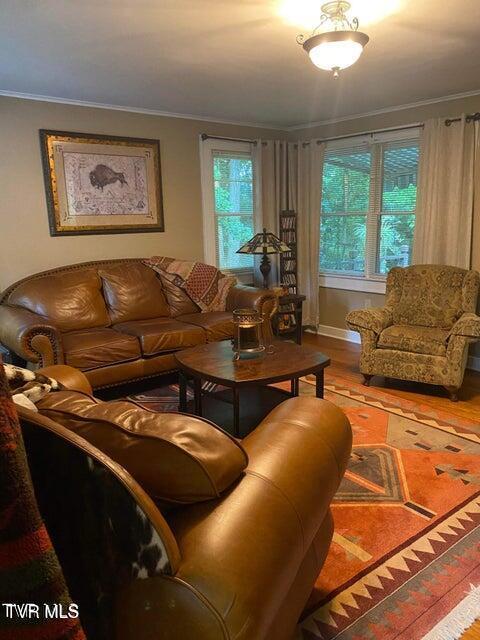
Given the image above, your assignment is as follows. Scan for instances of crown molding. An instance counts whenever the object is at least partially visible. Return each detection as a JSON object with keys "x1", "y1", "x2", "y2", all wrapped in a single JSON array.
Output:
[
  {"x1": 1, "y1": 87, "x2": 480, "y2": 133},
  {"x1": 0, "y1": 89, "x2": 283, "y2": 131},
  {"x1": 286, "y1": 88, "x2": 480, "y2": 131}
]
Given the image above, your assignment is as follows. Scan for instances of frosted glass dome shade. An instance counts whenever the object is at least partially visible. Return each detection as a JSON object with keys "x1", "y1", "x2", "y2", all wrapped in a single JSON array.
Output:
[
  {"x1": 309, "y1": 39, "x2": 362, "y2": 70},
  {"x1": 303, "y1": 30, "x2": 369, "y2": 72}
]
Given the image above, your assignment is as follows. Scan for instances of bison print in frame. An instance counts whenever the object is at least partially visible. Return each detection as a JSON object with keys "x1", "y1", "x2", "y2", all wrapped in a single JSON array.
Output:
[{"x1": 39, "y1": 130, "x2": 164, "y2": 235}]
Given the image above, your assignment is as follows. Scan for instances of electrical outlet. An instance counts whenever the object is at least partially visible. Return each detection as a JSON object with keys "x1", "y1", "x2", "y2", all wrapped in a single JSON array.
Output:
[{"x1": 365, "y1": 298, "x2": 372, "y2": 308}]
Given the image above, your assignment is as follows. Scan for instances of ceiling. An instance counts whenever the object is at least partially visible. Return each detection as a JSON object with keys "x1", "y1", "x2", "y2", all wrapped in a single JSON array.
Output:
[{"x1": 1, "y1": 0, "x2": 479, "y2": 129}]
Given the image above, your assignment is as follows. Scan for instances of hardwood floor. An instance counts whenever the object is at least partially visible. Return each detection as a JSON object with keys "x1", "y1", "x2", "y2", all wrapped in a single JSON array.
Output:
[
  {"x1": 303, "y1": 332, "x2": 480, "y2": 639},
  {"x1": 303, "y1": 332, "x2": 480, "y2": 421},
  {"x1": 462, "y1": 621, "x2": 480, "y2": 640}
]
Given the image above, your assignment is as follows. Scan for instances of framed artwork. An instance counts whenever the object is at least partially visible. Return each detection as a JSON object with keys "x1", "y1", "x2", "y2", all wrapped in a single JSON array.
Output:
[{"x1": 39, "y1": 130, "x2": 164, "y2": 235}]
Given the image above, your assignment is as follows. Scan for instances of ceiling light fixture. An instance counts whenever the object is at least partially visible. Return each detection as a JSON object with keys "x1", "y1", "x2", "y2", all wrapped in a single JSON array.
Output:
[{"x1": 296, "y1": 1, "x2": 369, "y2": 78}]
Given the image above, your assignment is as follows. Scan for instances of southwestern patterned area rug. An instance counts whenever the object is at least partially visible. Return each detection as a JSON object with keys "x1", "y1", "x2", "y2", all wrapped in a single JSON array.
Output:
[{"x1": 129, "y1": 374, "x2": 480, "y2": 640}]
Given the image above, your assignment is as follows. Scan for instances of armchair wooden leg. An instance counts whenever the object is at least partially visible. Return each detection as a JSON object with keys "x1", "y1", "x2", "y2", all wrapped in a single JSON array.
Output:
[
  {"x1": 362, "y1": 374, "x2": 373, "y2": 386},
  {"x1": 443, "y1": 386, "x2": 459, "y2": 402}
]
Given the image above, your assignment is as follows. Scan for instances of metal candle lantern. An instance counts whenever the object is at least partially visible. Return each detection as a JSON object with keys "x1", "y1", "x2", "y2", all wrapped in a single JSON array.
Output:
[{"x1": 232, "y1": 308, "x2": 265, "y2": 360}]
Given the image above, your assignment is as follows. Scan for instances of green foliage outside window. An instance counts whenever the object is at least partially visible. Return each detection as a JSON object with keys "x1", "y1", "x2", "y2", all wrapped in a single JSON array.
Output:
[
  {"x1": 216, "y1": 215, "x2": 254, "y2": 270},
  {"x1": 377, "y1": 214, "x2": 415, "y2": 273},
  {"x1": 321, "y1": 154, "x2": 370, "y2": 214},
  {"x1": 320, "y1": 155, "x2": 370, "y2": 273},
  {"x1": 320, "y1": 144, "x2": 418, "y2": 274},
  {"x1": 213, "y1": 155, "x2": 254, "y2": 270}
]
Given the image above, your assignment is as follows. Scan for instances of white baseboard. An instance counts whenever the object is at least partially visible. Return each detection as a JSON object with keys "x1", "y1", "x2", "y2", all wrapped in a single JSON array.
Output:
[
  {"x1": 316, "y1": 324, "x2": 361, "y2": 344},
  {"x1": 468, "y1": 355, "x2": 480, "y2": 372},
  {"x1": 315, "y1": 323, "x2": 480, "y2": 372}
]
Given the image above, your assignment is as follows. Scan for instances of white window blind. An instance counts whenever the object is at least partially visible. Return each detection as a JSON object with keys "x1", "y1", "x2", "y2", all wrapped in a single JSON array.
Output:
[
  {"x1": 213, "y1": 151, "x2": 255, "y2": 271},
  {"x1": 376, "y1": 141, "x2": 419, "y2": 274},
  {"x1": 319, "y1": 133, "x2": 419, "y2": 280},
  {"x1": 320, "y1": 144, "x2": 371, "y2": 274}
]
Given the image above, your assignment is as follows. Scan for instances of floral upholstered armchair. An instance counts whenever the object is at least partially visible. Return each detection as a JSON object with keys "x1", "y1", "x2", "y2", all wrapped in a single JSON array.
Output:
[{"x1": 346, "y1": 265, "x2": 480, "y2": 401}]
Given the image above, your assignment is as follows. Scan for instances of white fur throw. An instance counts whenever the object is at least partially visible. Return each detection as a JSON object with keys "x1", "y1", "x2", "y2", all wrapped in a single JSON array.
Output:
[{"x1": 4, "y1": 364, "x2": 62, "y2": 412}]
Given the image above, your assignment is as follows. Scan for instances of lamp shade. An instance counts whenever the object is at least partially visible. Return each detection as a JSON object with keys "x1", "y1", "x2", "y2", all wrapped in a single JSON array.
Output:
[
  {"x1": 237, "y1": 228, "x2": 290, "y2": 255},
  {"x1": 303, "y1": 30, "x2": 369, "y2": 73}
]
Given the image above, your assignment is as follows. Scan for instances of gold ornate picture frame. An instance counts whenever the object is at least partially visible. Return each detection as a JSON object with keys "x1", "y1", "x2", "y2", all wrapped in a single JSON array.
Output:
[{"x1": 40, "y1": 130, "x2": 164, "y2": 236}]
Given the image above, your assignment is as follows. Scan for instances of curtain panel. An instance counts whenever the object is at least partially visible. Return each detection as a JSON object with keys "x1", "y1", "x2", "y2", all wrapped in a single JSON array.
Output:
[
  {"x1": 255, "y1": 140, "x2": 324, "y2": 326},
  {"x1": 294, "y1": 141, "x2": 325, "y2": 326},
  {"x1": 414, "y1": 116, "x2": 479, "y2": 269}
]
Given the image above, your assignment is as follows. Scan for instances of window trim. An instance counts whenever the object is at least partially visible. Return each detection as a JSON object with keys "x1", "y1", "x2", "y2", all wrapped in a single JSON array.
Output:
[
  {"x1": 319, "y1": 273, "x2": 386, "y2": 294},
  {"x1": 199, "y1": 137, "x2": 260, "y2": 280},
  {"x1": 319, "y1": 128, "x2": 421, "y2": 293}
]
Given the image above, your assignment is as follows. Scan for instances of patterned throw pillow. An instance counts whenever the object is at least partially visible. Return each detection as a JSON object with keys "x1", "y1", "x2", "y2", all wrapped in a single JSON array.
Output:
[{"x1": 144, "y1": 257, "x2": 236, "y2": 312}]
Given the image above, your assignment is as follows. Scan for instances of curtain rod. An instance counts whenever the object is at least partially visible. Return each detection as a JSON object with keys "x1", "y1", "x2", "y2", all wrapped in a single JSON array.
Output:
[
  {"x1": 307, "y1": 122, "x2": 423, "y2": 146},
  {"x1": 200, "y1": 133, "x2": 261, "y2": 145},
  {"x1": 201, "y1": 113, "x2": 478, "y2": 147},
  {"x1": 445, "y1": 112, "x2": 480, "y2": 126},
  {"x1": 201, "y1": 122, "x2": 422, "y2": 147}
]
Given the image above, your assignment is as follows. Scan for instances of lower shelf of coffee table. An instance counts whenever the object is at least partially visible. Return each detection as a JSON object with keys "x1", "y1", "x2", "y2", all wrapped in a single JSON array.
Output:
[{"x1": 185, "y1": 385, "x2": 291, "y2": 437}]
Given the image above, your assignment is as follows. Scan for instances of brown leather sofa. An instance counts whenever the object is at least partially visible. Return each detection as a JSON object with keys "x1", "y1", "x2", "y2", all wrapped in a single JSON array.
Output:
[
  {"x1": 19, "y1": 364, "x2": 352, "y2": 640},
  {"x1": 0, "y1": 259, "x2": 277, "y2": 389}
]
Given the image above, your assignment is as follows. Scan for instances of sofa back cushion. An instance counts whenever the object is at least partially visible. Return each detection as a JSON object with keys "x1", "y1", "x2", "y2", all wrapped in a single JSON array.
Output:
[
  {"x1": 392, "y1": 265, "x2": 467, "y2": 328},
  {"x1": 159, "y1": 275, "x2": 199, "y2": 317},
  {"x1": 99, "y1": 263, "x2": 170, "y2": 324},
  {"x1": 37, "y1": 391, "x2": 248, "y2": 505},
  {"x1": 8, "y1": 269, "x2": 110, "y2": 332}
]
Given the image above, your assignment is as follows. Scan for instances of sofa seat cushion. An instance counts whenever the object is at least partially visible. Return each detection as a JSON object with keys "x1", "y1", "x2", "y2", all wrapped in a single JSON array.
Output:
[
  {"x1": 378, "y1": 324, "x2": 449, "y2": 356},
  {"x1": 36, "y1": 391, "x2": 248, "y2": 504},
  {"x1": 62, "y1": 327, "x2": 141, "y2": 370},
  {"x1": 176, "y1": 312, "x2": 234, "y2": 342},
  {"x1": 114, "y1": 318, "x2": 205, "y2": 356}
]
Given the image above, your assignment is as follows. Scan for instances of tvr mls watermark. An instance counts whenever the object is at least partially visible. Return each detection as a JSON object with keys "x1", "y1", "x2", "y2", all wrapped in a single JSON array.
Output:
[{"x1": 1, "y1": 603, "x2": 79, "y2": 619}]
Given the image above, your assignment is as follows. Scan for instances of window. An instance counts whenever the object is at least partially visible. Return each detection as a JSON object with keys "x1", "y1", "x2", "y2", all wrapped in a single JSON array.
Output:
[
  {"x1": 319, "y1": 131, "x2": 420, "y2": 290},
  {"x1": 200, "y1": 138, "x2": 257, "y2": 273},
  {"x1": 320, "y1": 147, "x2": 371, "y2": 274},
  {"x1": 377, "y1": 143, "x2": 418, "y2": 274}
]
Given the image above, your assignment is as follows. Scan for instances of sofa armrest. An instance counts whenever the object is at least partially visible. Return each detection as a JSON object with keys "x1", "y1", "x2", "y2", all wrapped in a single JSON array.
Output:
[
  {"x1": 226, "y1": 284, "x2": 278, "y2": 315},
  {"x1": 346, "y1": 307, "x2": 393, "y2": 335},
  {"x1": 226, "y1": 285, "x2": 278, "y2": 340},
  {"x1": 0, "y1": 305, "x2": 63, "y2": 366},
  {"x1": 38, "y1": 365, "x2": 93, "y2": 395},
  {"x1": 449, "y1": 313, "x2": 480, "y2": 341}
]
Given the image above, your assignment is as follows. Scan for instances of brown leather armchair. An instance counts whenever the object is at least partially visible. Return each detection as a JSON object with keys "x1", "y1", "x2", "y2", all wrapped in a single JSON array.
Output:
[
  {"x1": 18, "y1": 365, "x2": 352, "y2": 640},
  {"x1": 0, "y1": 259, "x2": 277, "y2": 390}
]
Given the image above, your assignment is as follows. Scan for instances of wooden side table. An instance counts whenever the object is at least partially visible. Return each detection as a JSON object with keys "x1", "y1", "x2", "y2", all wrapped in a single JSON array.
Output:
[{"x1": 273, "y1": 294, "x2": 306, "y2": 345}]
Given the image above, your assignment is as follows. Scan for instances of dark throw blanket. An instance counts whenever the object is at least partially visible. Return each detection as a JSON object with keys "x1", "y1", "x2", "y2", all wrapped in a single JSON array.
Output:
[{"x1": 0, "y1": 362, "x2": 85, "y2": 639}]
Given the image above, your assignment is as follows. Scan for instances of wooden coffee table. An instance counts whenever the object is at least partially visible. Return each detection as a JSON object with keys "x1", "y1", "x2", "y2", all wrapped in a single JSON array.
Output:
[{"x1": 174, "y1": 340, "x2": 330, "y2": 437}]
